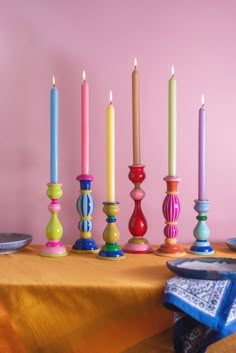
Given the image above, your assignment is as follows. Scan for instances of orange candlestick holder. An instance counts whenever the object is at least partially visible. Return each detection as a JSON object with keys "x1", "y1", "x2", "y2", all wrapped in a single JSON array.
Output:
[{"x1": 156, "y1": 176, "x2": 185, "y2": 257}]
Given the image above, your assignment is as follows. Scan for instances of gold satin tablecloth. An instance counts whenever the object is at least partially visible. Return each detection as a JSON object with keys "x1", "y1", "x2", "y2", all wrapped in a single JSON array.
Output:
[{"x1": 0, "y1": 244, "x2": 235, "y2": 353}]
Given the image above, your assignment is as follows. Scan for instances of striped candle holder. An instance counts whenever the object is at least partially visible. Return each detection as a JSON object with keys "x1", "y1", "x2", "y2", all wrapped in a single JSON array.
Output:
[
  {"x1": 156, "y1": 176, "x2": 185, "y2": 257},
  {"x1": 72, "y1": 175, "x2": 99, "y2": 254}
]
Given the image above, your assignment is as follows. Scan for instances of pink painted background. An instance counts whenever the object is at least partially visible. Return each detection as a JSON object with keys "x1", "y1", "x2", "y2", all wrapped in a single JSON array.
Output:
[{"x1": 0, "y1": 0, "x2": 235, "y2": 246}]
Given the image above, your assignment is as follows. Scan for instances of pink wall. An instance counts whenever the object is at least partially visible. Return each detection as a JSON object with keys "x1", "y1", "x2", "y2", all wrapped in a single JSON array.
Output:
[{"x1": 0, "y1": 0, "x2": 235, "y2": 246}]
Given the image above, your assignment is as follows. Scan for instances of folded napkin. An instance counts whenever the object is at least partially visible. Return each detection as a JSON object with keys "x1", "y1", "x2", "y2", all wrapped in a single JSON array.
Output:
[{"x1": 163, "y1": 277, "x2": 236, "y2": 353}]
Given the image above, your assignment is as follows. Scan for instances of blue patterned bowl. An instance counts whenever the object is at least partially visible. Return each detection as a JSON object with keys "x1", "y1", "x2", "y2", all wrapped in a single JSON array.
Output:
[
  {"x1": 0, "y1": 233, "x2": 32, "y2": 254},
  {"x1": 167, "y1": 257, "x2": 236, "y2": 279},
  {"x1": 225, "y1": 238, "x2": 236, "y2": 251}
]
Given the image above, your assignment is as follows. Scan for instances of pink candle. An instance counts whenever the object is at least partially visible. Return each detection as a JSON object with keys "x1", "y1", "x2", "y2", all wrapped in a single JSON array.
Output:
[
  {"x1": 198, "y1": 94, "x2": 206, "y2": 200},
  {"x1": 81, "y1": 70, "x2": 89, "y2": 175}
]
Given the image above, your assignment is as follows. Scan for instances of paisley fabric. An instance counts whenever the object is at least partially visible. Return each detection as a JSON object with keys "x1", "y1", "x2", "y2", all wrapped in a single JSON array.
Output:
[{"x1": 164, "y1": 276, "x2": 236, "y2": 353}]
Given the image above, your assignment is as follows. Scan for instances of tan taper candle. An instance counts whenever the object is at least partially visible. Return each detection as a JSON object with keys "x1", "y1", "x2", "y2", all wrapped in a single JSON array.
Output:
[{"x1": 132, "y1": 58, "x2": 141, "y2": 165}]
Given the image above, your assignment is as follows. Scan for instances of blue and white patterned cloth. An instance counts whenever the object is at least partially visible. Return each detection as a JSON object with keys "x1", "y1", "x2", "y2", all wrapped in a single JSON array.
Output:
[{"x1": 163, "y1": 277, "x2": 236, "y2": 353}]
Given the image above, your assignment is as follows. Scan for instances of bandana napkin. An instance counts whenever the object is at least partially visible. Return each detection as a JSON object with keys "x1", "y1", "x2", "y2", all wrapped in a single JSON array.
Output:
[{"x1": 163, "y1": 276, "x2": 236, "y2": 353}]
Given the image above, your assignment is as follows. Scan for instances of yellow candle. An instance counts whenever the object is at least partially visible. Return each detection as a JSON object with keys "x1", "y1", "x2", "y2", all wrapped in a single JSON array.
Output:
[
  {"x1": 132, "y1": 57, "x2": 141, "y2": 165},
  {"x1": 106, "y1": 91, "x2": 115, "y2": 202},
  {"x1": 168, "y1": 65, "x2": 177, "y2": 176}
]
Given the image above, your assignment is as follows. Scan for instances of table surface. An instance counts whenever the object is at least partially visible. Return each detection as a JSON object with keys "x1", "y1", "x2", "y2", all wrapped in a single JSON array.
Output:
[{"x1": 0, "y1": 243, "x2": 235, "y2": 353}]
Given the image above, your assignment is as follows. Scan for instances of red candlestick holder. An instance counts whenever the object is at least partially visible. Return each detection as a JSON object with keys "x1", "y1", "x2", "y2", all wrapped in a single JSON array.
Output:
[
  {"x1": 123, "y1": 165, "x2": 153, "y2": 253},
  {"x1": 156, "y1": 176, "x2": 185, "y2": 257}
]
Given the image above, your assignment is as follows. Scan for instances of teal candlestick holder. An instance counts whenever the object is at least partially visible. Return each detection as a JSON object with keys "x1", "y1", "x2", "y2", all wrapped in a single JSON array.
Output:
[
  {"x1": 97, "y1": 202, "x2": 125, "y2": 260},
  {"x1": 188, "y1": 199, "x2": 214, "y2": 255}
]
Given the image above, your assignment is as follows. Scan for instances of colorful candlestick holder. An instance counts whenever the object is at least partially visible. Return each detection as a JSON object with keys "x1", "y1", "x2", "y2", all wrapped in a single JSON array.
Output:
[
  {"x1": 188, "y1": 199, "x2": 214, "y2": 255},
  {"x1": 40, "y1": 183, "x2": 68, "y2": 257},
  {"x1": 72, "y1": 175, "x2": 99, "y2": 254},
  {"x1": 156, "y1": 176, "x2": 185, "y2": 257},
  {"x1": 97, "y1": 202, "x2": 125, "y2": 260},
  {"x1": 123, "y1": 165, "x2": 153, "y2": 253}
]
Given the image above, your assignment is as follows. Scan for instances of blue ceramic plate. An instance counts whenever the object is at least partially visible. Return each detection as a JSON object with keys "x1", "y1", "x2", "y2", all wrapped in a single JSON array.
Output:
[
  {"x1": 167, "y1": 257, "x2": 236, "y2": 279},
  {"x1": 225, "y1": 238, "x2": 236, "y2": 251},
  {"x1": 0, "y1": 233, "x2": 32, "y2": 254}
]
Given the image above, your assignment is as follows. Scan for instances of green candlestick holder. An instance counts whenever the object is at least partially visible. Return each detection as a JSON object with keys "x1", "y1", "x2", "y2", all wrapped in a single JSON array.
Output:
[{"x1": 40, "y1": 183, "x2": 68, "y2": 257}]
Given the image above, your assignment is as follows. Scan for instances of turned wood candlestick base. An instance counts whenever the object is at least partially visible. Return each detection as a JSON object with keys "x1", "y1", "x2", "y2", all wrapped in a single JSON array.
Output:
[
  {"x1": 188, "y1": 199, "x2": 214, "y2": 255},
  {"x1": 40, "y1": 183, "x2": 68, "y2": 257},
  {"x1": 156, "y1": 176, "x2": 185, "y2": 257},
  {"x1": 123, "y1": 165, "x2": 153, "y2": 254},
  {"x1": 72, "y1": 175, "x2": 99, "y2": 254},
  {"x1": 97, "y1": 202, "x2": 125, "y2": 260}
]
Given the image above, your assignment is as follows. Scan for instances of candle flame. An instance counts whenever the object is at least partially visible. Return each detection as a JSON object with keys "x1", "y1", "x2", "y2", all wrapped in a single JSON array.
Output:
[
  {"x1": 134, "y1": 57, "x2": 137, "y2": 68},
  {"x1": 109, "y1": 90, "x2": 113, "y2": 104},
  {"x1": 82, "y1": 70, "x2": 86, "y2": 82},
  {"x1": 52, "y1": 75, "x2": 56, "y2": 86},
  {"x1": 201, "y1": 94, "x2": 205, "y2": 106},
  {"x1": 171, "y1": 65, "x2": 175, "y2": 77}
]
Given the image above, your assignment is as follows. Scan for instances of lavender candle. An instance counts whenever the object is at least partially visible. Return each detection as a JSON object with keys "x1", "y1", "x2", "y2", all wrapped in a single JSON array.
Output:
[{"x1": 198, "y1": 95, "x2": 206, "y2": 200}]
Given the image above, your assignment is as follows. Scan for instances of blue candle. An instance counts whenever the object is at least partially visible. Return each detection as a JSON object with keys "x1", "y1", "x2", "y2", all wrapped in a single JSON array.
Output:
[{"x1": 50, "y1": 76, "x2": 58, "y2": 183}]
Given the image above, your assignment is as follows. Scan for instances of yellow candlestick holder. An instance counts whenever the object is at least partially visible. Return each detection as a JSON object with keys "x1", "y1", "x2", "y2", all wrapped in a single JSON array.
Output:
[{"x1": 97, "y1": 202, "x2": 125, "y2": 260}]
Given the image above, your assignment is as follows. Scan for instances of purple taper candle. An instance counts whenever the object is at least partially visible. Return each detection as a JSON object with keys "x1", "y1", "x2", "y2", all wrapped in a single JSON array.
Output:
[{"x1": 198, "y1": 95, "x2": 206, "y2": 200}]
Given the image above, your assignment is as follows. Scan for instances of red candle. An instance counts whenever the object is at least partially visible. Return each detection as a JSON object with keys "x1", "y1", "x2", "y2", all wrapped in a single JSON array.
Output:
[{"x1": 81, "y1": 70, "x2": 89, "y2": 175}]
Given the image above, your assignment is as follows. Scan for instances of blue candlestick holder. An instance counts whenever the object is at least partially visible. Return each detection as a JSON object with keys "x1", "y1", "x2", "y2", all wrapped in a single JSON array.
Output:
[
  {"x1": 188, "y1": 199, "x2": 214, "y2": 255},
  {"x1": 72, "y1": 175, "x2": 99, "y2": 254}
]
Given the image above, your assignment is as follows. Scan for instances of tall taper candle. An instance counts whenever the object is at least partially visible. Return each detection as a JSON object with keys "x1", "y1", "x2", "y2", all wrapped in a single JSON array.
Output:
[
  {"x1": 198, "y1": 94, "x2": 206, "y2": 200},
  {"x1": 81, "y1": 70, "x2": 89, "y2": 175},
  {"x1": 132, "y1": 58, "x2": 141, "y2": 165},
  {"x1": 168, "y1": 65, "x2": 176, "y2": 176},
  {"x1": 106, "y1": 91, "x2": 115, "y2": 202},
  {"x1": 50, "y1": 76, "x2": 58, "y2": 183}
]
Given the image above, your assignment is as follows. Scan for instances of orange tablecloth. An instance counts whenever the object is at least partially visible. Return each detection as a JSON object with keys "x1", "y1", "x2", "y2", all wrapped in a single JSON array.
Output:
[{"x1": 0, "y1": 244, "x2": 235, "y2": 353}]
